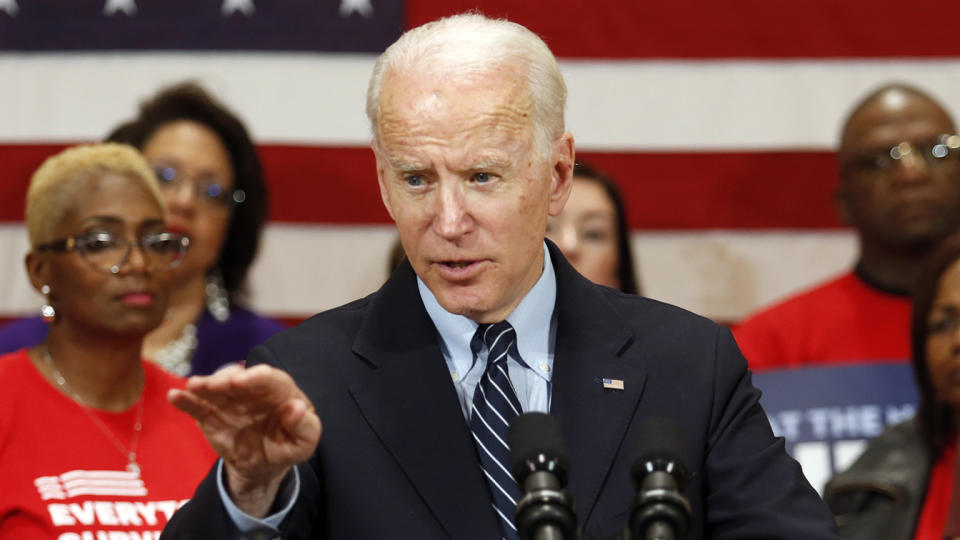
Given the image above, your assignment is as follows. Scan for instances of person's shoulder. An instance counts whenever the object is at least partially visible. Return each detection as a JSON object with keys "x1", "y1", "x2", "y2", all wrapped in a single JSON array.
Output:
[
  {"x1": 741, "y1": 271, "x2": 854, "y2": 328},
  {"x1": 827, "y1": 419, "x2": 925, "y2": 487},
  {"x1": 0, "y1": 350, "x2": 39, "y2": 412},
  {"x1": 591, "y1": 287, "x2": 734, "y2": 365},
  {"x1": 222, "y1": 305, "x2": 287, "y2": 336},
  {"x1": 0, "y1": 316, "x2": 47, "y2": 355},
  {"x1": 732, "y1": 272, "x2": 855, "y2": 367},
  {"x1": 142, "y1": 360, "x2": 187, "y2": 391},
  {"x1": 261, "y1": 294, "x2": 374, "y2": 351},
  {"x1": 0, "y1": 348, "x2": 32, "y2": 378},
  {"x1": 824, "y1": 419, "x2": 927, "y2": 523},
  {"x1": 600, "y1": 287, "x2": 721, "y2": 334}
]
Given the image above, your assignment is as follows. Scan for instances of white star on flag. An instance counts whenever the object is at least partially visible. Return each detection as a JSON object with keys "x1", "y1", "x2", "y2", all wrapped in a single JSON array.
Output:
[
  {"x1": 0, "y1": 0, "x2": 18, "y2": 16},
  {"x1": 339, "y1": 0, "x2": 372, "y2": 18},
  {"x1": 103, "y1": 0, "x2": 137, "y2": 16},
  {"x1": 222, "y1": 0, "x2": 255, "y2": 16}
]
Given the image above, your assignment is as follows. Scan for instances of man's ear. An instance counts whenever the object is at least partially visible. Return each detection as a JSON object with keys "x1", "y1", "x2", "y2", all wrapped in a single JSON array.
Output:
[
  {"x1": 372, "y1": 142, "x2": 396, "y2": 222},
  {"x1": 24, "y1": 251, "x2": 50, "y2": 294},
  {"x1": 547, "y1": 132, "x2": 575, "y2": 217}
]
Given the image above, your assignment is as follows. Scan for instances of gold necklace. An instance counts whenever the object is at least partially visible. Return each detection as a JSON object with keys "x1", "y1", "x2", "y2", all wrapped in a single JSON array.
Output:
[{"x1": 43, "y1": 346, "x2": 145, "y2": 475}]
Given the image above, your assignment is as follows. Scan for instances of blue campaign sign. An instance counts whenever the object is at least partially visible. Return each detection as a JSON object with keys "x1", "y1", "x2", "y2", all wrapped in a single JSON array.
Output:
[{"x1": 752, "y1": 363, "x2": 918, "y2": 493}]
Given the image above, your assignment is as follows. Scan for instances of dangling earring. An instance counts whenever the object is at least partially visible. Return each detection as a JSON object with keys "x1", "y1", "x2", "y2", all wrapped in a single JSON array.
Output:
[
  {"x1": 40, "y1": 284, "x2": 56, "y2": 323},
  {"x1": 205, "y1": 269, "x2": 230, "y2": 323}
]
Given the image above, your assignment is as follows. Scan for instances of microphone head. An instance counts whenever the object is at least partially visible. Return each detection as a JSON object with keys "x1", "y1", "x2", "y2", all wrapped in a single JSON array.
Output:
[
  {"x1": 631, "y1": 417, "x2": 688, "y2": 488},
  {"x1": 507, "y1": 412, "x2": 570, "y2": 484}
]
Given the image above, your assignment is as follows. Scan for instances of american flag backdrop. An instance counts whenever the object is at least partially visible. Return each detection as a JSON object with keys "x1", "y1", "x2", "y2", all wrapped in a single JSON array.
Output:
[{"x1": 2, "y1": 0, "x2": 960, "y2": 324}]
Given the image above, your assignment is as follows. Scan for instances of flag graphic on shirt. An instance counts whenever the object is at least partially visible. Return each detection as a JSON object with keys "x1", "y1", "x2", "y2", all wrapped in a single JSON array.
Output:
[{"x1": 34, "y1": 469, "x2": 147, "y2": 500}]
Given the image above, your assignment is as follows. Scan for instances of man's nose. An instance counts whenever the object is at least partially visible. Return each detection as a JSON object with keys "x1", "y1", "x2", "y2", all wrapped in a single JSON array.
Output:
[
  {"x1": 433, "y1": 183, "x2": 472, "y2": 239},
  {"x1": 890, "y1": 149, "x2": 930, "y2": 185}
]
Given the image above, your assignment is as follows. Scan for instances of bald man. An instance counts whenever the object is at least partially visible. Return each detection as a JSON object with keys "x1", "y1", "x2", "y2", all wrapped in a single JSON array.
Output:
[{"x1": 735, "y1": 84, "x2": 960, "y2": 370}]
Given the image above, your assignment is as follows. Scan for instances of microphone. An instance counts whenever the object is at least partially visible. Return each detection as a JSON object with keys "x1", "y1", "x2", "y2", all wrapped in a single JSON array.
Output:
[
  {"x1": 507, "y1": 412, "x2": 578, "y2": 540},
  {"x1": 628, "y1": 418, "x2": 691, "y2": 540}
]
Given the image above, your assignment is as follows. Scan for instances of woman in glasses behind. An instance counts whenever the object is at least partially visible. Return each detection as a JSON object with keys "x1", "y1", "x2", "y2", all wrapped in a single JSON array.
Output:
[
  {"x1": 0, "y1": 82, "x2": 285, "y2": 376},
  {"x1": 0, "y1": 144, "x2": 215, "y2": 539}
]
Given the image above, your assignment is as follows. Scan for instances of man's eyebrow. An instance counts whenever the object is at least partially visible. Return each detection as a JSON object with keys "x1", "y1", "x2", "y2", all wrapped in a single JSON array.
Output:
[
  {"x1": 387, "y1": 158, "x2": 425, "y2": 173},
  {"x1": 467, "y1": 158, "x2": 511, "y2": 171},
  {"x1": 385, "y1": 157, "x2": 512, "y2": 173}
]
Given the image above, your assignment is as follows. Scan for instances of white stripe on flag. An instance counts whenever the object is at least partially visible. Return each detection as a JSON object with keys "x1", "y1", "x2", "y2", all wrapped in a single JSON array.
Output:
[{"x1": 2, "y1": 55, "x2": 960, "y2": 149}]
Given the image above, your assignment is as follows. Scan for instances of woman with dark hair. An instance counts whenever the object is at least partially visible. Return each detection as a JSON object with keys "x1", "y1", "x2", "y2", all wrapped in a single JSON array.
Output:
[
  {"x1": 0, "y1": 83, "x2": 284, "y2": 375},
  {"x1": 824, "y1": 233, "x2": 960, "y2": 539},
  {"x1": 545, "y1": 162, "x2": 640, "y2": 294}
]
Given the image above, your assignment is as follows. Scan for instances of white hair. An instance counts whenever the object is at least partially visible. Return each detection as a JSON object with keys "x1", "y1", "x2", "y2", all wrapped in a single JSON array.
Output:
[{"x1": 366, "y1": 13, "x2": 567, "y2": 157}]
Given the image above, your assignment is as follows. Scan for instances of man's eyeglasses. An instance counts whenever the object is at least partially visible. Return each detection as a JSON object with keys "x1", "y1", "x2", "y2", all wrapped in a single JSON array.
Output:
[
  {"x1": 35, "y1": 232, "x2": 190, "y2": 274},
  {"x1": 842, "y1": 134, "x2": 960, "y2": 177},
  {"x1": 153, "y1": 166, "x2": 246, "y2": 208}
]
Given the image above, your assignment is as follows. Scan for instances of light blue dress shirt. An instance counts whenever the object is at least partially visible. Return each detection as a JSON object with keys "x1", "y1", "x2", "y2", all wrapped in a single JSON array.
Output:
[
  {"x1": 418, "y1": 243, "x2": 556, "y2": 419},
  {"x1": 219, "y1": 243, "x2": 559, "y2": 536}
]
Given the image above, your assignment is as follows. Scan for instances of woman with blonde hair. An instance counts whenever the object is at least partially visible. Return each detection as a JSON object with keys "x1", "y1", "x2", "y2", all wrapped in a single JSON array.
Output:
[{"x1": 0, "y1": 144, "x2": 215, "y2": 539}]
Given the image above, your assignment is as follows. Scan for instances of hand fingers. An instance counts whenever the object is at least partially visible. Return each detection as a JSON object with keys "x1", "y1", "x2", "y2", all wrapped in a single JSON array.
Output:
[
  {"x1": 281, "y1": 398, "x2": 323, "y2": 443},
  {"x1": 260, "y1": 398, "x2": 322, "y2": 464},
  {"x1": 188, "y1": 364, "x2": 303, "y2": 409},
  {"x1": 234, "y1": 364, "x2": 302, "y2": 402},
  {"x1": 184, "y1": 364, "x2": 246, "y2": 394},
  {"x1": 168, "y1": 388, "x2": 230, "y2": 432}
]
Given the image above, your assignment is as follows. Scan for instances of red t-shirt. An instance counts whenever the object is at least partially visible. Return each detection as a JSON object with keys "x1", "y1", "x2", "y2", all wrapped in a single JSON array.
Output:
[
  {"x1": 0, "y1": 349, "x2": 217, "y2": 539},
  {"x1": 913, "y1": 441, "x2": 957, "y2": 540},
  {"x1": 733, "y1": 271, "x2": 912, "y2": 370}
]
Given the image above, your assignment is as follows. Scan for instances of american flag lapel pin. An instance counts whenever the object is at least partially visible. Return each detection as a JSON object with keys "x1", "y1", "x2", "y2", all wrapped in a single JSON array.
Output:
[{"x1": 602, "y1": 378, "x2": 625, "y2": 391}]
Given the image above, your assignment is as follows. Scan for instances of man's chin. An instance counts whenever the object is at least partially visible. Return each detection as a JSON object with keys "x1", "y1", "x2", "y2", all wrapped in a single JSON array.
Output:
[
  {"x1": 883, "y1": 231, "x2": 946, "y2": 255},
  {"x1": 431, "y1": 288, "x2": 502, "y2": 322}
]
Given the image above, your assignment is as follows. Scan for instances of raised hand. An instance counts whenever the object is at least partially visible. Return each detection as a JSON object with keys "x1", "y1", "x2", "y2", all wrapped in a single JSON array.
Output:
[{"x1": 168, "y1": 363, "x2": 322, "y2": 517}]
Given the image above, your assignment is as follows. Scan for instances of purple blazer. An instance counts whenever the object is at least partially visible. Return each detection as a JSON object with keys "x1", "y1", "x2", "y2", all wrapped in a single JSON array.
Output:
[{"x1": 0, "y1": 306, "x2": 286, "y2": 376}]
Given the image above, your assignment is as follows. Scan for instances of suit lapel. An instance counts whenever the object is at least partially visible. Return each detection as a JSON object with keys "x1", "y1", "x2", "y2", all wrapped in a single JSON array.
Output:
[
  {"x1": 349, "y1": 262, "x2": 500, "y2": 540},
  {"x1": 547, "y1": 242, "x2": 647, "y2": 526}
]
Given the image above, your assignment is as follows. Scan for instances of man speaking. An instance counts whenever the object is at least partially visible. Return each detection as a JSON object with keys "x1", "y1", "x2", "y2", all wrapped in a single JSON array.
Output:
[{"x1": 163, "y1": 14, "x2": 839, "y2": 540}]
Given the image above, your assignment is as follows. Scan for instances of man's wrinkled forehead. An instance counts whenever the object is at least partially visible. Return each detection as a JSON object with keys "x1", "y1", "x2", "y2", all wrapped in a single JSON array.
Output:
[{"x1": 375, "y1": 66, "x2": 536, "y2": 144}]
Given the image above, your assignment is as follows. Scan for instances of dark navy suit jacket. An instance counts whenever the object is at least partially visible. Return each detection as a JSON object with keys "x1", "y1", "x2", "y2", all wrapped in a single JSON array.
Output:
[{"x1": 163, "y1": 242, "x2": 839, "y2": 539}]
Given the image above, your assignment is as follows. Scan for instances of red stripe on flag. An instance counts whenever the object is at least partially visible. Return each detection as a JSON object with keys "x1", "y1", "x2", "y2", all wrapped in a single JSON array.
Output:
[
  {"x1": 580, "y1": 150, "x2": 843, "y2": 230},
  {"x1": 0, "y1": 145, "x2": 843, "y2": 229},
  {"x1": 406, "y1": 1, "x2": 960, "y2": 59},
  {"x1": 259, "y1": 146, "x2": 388, "y2": 224},
  {"x1": 0, "y1": 145, "x2": 61, "y2": 223}
]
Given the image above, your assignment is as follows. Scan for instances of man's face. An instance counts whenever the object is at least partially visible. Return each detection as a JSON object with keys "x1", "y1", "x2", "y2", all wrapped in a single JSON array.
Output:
[
  {"x1": 373, "y1": 67, "x2": 573, "y2": 323},
  {"x1": 837, "y1": 92, "x2": 960, "y2": 251}
]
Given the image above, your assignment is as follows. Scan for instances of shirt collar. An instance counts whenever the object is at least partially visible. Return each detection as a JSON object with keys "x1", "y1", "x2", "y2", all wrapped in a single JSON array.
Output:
[{"x1": 418, "y1": 242, "x2": 556, "y2": 375}]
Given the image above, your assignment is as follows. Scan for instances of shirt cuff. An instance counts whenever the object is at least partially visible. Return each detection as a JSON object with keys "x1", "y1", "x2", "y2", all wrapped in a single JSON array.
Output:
[{"x1": 216, "y1": 458, "x2": 300, "y2": 536}]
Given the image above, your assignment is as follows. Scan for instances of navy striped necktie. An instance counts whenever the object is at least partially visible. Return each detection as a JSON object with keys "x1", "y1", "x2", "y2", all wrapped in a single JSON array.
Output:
[{"x1": 470, "y1": 321, "x2": 523, "y2": 540}]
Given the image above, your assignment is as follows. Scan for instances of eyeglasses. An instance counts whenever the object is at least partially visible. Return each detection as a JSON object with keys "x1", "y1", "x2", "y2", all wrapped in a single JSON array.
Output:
[
  {"x1": 35, "y1": 231, "x2": 190, "y2": 274},
  {"x1": 842, "y1": 134, "x2": 960, "y2": 177},
  {"x1": 153, "y1": 166, "x2": 246, "y2": 208}
]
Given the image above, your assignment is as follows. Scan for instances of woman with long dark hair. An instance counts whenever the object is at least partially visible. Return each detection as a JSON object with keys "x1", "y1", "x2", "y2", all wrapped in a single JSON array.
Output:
[{"x1": 825, "y1": 232, "x2": 960, "y2": 539}]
